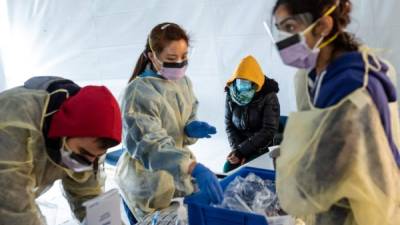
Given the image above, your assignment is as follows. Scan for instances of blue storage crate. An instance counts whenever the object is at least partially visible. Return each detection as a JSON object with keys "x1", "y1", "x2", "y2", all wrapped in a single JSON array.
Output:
[{"x1": 185, "y1": 167, "x2": 276, "y2": 225}]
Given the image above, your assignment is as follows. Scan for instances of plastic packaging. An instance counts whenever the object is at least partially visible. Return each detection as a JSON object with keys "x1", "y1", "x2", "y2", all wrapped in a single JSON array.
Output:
[
  {"x1": 216, "y1": 173, "x2": 281, "y2": 217},
  {"x1": 175, "y1": 198, "x2": 188, "y2": 225}
]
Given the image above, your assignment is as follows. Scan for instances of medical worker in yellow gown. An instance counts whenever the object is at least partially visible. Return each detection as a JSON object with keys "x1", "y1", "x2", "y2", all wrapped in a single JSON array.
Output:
[{"x1": 268, "y1": 0, "x2": 400, "y2": 224}]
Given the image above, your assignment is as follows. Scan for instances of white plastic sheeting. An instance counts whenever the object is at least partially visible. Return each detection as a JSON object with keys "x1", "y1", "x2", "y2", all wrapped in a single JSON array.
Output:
[
  {"x1": 0, "y1": 58, "x2": 5, "y2": 91},
  {"x1": 1, "y1": 0, "x2": 400, "y2": 172}
]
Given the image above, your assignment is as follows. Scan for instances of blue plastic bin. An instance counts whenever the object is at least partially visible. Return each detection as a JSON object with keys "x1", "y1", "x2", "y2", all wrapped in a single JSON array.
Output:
[{"x1": 185, "y1": 167, "x2": 276, "y2": 225}]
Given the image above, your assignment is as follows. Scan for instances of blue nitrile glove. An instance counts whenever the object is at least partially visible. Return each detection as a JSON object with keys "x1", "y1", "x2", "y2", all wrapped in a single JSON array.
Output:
[
  {"x1": 184, "y1": 121, "x2": 217, "y2": 138},
  {"x1": 191, "y1": 163, "x2": 223, "y2": 204}
]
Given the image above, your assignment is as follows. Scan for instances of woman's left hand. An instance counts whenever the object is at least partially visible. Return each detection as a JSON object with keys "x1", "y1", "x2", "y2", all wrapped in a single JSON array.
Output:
[{"x1": 227, "y1": 151, "x2": 245, "y2": 164}]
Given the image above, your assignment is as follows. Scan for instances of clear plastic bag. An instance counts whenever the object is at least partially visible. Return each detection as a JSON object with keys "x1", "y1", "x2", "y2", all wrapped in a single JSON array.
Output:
[
  {"x1": 216, "y1": 173, "x2": 282, "y2": 217},
  {"x1": 252, "y1": 189, "x2": 281, "y2": 217}
]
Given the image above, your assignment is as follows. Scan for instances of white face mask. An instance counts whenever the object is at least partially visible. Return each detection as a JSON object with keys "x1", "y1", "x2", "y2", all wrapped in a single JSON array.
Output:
[{"x1": 60, "y1": 138, "x2": 93, "y2": 172}]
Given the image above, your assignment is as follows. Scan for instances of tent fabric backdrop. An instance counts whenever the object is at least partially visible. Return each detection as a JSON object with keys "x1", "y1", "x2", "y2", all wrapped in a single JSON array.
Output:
[{"x1": 0, "y1": 0, "x2": 400, "y2": 172}]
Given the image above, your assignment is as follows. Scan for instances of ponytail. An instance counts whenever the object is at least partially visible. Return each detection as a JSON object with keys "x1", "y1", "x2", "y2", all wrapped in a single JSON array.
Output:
[{"x1": 129, "y1": 51, "x2": 149, "y2": 83}]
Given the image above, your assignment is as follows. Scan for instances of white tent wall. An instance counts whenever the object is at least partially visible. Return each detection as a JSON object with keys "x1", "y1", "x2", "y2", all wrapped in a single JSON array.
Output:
[
  {"x1": 1, "y1": 0, "x2": 400, "y2": 173},
  {"x1": 0, "y1": 57, "x2": 5, "y2": 91}
]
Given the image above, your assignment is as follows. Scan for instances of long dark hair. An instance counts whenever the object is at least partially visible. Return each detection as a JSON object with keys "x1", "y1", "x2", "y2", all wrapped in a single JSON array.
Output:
[
  {"x1": 128, "y1": 22, "x2": 190, "y2": 83},
  {"x1": 273, "y1": 0, "x2": 359, "y2": 58}
]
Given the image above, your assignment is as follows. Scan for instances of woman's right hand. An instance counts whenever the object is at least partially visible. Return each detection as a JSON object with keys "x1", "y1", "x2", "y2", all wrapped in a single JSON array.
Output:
[{"x1": 191, "y1": 163, "x2": 223, "y2": 204}]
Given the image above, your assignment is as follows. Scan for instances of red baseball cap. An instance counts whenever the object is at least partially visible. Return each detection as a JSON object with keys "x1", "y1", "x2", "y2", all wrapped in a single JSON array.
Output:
[{"x1": 48, "y1": 86, "x2": 122, "y2": 144}]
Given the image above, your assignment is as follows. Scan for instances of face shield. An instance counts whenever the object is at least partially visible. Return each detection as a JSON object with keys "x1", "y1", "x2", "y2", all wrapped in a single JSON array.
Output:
[
  {"x1": 263, "y1": 3, "x2": 339, "y2": 69},
  {"x1": 272, "y1": 13, "x2": 314, "y2": 42},
  {"x1": 264, "y1": 0, "x2": 339, "y2": 43}
]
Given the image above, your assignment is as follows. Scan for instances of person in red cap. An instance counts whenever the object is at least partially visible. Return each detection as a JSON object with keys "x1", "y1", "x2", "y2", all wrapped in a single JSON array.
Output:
[{"x1": 0, "y1": 76, "x2": 122, "y2": 225}]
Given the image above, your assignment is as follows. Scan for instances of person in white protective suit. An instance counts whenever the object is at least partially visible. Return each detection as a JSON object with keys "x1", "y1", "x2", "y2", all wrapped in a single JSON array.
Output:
[
  {"x1": 267, "y1": 0, "x2": 400, "y2": 224},
  {"x1": 0, "y1": 76, "x2": 122, "y2": 225},
  {"x1": 115, "y1": 22, "x2": 223, "y2": 224}
]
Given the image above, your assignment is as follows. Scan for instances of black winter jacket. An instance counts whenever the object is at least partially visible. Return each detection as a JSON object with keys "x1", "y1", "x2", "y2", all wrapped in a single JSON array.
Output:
[{"x1": 225, "y1": 77, "x2": 280, "y2": 158}]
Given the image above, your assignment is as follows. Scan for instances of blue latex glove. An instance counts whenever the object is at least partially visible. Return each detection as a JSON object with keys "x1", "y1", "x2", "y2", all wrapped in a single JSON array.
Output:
[
  {"x1": 185, "y1": 121, "x2": 217, "y2": 138},
  {"x1": 191, "y1": 163, "x2": 223, "y2": 204}
]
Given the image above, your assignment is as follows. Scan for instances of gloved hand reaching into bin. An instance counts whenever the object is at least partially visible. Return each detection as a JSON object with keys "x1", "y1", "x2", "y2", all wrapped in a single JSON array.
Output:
[
  {"x1": 185, "y1": 121, "x2": 217, "y2": 138},
  {"x1": 189, "y1": 163, "x2": 223, "y2": 204}
]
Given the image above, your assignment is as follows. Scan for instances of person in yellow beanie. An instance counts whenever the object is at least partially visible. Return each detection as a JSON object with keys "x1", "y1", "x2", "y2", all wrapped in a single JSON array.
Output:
[{"x1": 224, "y1": 55, "x2": 280, "y2": 172}]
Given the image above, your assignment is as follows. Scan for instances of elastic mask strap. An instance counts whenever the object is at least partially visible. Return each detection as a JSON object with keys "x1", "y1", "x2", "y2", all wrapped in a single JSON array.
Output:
[
  {"x1": 319, "y1": 32, "x2": 339, "y2": 49},
  {"x1": 317, "y1": 2, "x2": 340, "y2": 49},
  {"x1": 60, "y1": 137, "x2": 70, "y2": 153},
  {"x1": 148, "y1": 36, "x2": 163, "y2": 66},
  {"x1": 62, "y1": 137, "x2": 72, "y2": 151},
  {"x1": 302, "y1": 3, "x2": 339, "y2": 41},
  {"x1": 302, "y1": 21, "x2": 318, "y2": 36},
  {"x1": 323, "y1": 2, "x2": 339, "y2": 17},
  {"x1": 44, "y1": 89, "x2": 70, "y2": 117},
  {"x1": 311, "y1": 35, "x2": 325, "y2": 50}
]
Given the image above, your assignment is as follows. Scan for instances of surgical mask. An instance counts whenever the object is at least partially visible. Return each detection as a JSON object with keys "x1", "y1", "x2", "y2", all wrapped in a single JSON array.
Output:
[
  {"x1": 60, "y1": 138, "x2": 93, "y2": 172},
  {"x1": 229, "y1": 84, "x2": 255, "y2": 106},
  {"x1": 276, "y1": 29, "x2": 324, "y2": 69},
  {"x1": 264, "y1": 2, "x2": 339, "y2": 69},
  {"x1": 235, "y1": 79, "x2": 253, "y2": 92},
  {"x1": 157, "y1": 59, "x2": 188, "y2": 80},
  {"x1": 148, "y1": 37, "x2": 188, "y2": 80}
]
